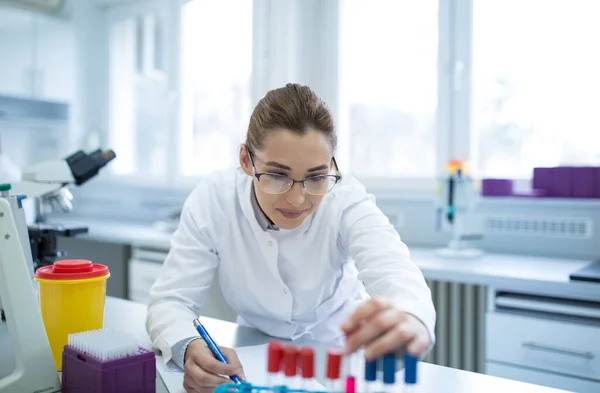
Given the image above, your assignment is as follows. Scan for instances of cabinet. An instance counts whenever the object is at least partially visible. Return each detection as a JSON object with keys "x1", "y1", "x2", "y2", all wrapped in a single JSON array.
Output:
[
  {"x1": 0, "y1": 5, "x2": 75, "y2": 102},
  {"x1": 486, "y1": 290, "x2": 600, "y2": 393}
]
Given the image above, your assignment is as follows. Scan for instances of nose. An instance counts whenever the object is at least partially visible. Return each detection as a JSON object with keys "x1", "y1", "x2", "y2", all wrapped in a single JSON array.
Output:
[{"x1": 285, "y1": 182, "x2": 306, "y2": 207}]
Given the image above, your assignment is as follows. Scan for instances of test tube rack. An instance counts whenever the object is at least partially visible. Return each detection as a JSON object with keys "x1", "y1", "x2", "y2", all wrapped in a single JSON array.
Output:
[
  {"x1": 214, "y1": 341, "x2": 418, "y2": 393},
  {"x1": 216, "y1": 382, "x2": 329, "y2": 393}
]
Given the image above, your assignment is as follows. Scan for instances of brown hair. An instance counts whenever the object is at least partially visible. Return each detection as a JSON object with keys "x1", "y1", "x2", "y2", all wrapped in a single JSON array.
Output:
[{"x1": 245, "y1": 83, "x2": 336, "y2": 153}]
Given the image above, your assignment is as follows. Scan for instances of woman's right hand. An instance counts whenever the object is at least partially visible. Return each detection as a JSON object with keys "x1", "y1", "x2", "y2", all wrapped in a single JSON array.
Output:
[{"x1": 183, "y1": 339, "x2": 246, "y2": 393}]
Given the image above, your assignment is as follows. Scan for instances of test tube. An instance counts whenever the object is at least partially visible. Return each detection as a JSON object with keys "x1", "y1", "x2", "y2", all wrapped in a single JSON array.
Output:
[
  {"x1": 299, "y1": 347, "x2": 315, "y2": 389},
  {"x1": 267, "y1": 341, "x2": 284, "y2": 388},
  {"x1": 325, "y1": 349, "x2": 342, "y2": 392},
  {"x1": 364, "y1": 359, "x2": 377, "y2": 393},
  {"x1": 344, "y1": 354, "x2": 356, "y2": 393},
  {"x1": 382, "y1": 353, "x2": 396, "y2": 393},
  {"x1": 283, "y1": 345, "x2": 299, "y2": 389},
  {"x1": 403, "y1": 353, "x2": 418, "y2": 392}
]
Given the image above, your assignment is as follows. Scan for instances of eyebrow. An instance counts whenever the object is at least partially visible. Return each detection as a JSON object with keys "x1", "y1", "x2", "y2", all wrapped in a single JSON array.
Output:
[{"x1": 264, "y1": 161, "x2": 329, "y2": 173}]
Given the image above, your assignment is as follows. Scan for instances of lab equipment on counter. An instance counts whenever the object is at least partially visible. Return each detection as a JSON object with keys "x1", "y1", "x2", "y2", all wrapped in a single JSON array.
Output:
[
  {"x1": 220, "y1": 340, "x2": 419, "y2": 393},
  {"x1": 35, "y1": 259, "x2": 111, "y2": 370},
  {"x1": 21, "y1": 148, "x2": 116, "y2": 269},
  {"x1": 325, "y1": 348, "x2": 342, "y2": 391},
  {"x1": 483, "y1": 166, "x2": 600, "y2": 199},
  {"x1": 436, "y1": 159, "x2": 484, "y2": 258},
  {"x1": 570, "y1": 260, "x2": 600, "y2": 284},
  {"x1": 299, "y1": 347, "x2": 315, "y2": 390},
  {"x1": 0, "y1": 185, "x2": 61, "y2": 393},
  {"x1": 62, "y1": 328, "x2": 155, "y2": 393},
  {"x1": 0, "y1": 148, "x2": 115, "y2": 393},
  {"x1": 534, "y1": 166, "x2": 600, "y2": 199}
]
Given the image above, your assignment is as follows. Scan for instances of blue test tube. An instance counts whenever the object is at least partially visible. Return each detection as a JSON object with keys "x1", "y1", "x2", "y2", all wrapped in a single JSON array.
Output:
[
  {"x1": 364, "y1": 359, "x2": 377, "y2": 393},
  {"x1": 382, "y1": 353, "x2": 396, "y2": 393},
  {"x1": 403, "y1": 353, "x2": 418, "y2": 392}
]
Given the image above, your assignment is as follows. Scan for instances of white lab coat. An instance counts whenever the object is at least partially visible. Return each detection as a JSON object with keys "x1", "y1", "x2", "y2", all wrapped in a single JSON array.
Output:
[{"x1": 146, "y1": 168, "x2": 436, "y2": 364}]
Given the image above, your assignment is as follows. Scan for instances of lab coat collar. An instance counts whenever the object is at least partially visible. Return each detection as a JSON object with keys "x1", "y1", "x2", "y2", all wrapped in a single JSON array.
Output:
[
  {"x1": 238, "y1": 171, "x2": 277, "y2": 234},
  {"x1": 250, "y1": 182, "x2": 279, "y2": 231}
]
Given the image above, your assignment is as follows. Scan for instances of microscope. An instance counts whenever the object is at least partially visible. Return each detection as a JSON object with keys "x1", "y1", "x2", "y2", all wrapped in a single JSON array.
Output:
[
  {"x1": 0, "y1": 148, "x2": 115, "y2": 393},
  {"x1": 23, "y1": 149, "x2": 117, "y2": 271}
]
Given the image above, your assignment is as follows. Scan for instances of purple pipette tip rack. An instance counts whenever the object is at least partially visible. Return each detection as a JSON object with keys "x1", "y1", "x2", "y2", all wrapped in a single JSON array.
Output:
[{"x1": 62, "y1": 345, "x2": 156, "y2": 393}]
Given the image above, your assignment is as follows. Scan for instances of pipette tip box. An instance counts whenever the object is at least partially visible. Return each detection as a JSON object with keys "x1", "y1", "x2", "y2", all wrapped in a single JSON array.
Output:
[{"x1": 61, "y1": 329, "x2": 156, "y2": 393}]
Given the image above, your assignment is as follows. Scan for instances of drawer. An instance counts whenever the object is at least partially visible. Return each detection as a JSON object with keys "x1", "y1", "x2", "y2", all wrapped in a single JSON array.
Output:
[
  {"x1": 128, "y1": 258, "x2": 163, "y2": 296},
  {"x1": 486, "y1": 312, "x2": 600, "y2": 382},
  {"x1": 486, "y1": 361, "x2": 600, "y2": 393}
]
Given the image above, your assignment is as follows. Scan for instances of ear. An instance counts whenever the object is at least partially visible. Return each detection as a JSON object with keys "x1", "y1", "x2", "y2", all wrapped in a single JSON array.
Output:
[{"x1": 239, "y1": 144, "x2": 253, "y2": 177}]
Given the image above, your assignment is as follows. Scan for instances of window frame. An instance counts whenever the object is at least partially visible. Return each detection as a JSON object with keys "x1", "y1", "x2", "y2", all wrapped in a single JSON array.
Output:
[{"x1": 97, "y1": 0, "x2": 467, "y2": 196}]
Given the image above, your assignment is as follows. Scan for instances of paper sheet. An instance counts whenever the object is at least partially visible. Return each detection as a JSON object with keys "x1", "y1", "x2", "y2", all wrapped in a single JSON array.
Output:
[{"x1": 156, "y1": 344, "x2": 326, "y2": 392}]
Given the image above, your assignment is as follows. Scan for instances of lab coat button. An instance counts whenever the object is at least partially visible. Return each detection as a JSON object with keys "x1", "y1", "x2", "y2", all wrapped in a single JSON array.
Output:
[
  {"x1": 283, "y1": 288, "x2": 288, "y2": 294},
  {"x1": 268, "y1": 241, "x2": 273, "y2": 246}
]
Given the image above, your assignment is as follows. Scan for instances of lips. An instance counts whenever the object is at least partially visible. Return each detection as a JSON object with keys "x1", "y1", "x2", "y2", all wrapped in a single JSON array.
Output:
[{"x1": 276, "y1": 209, "x2": 306, "y2": 219}]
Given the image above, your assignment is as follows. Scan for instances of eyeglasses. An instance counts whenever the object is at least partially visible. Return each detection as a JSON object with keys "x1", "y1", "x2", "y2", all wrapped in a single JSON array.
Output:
[{"x1": 246, "y1": 149, "x2": 342, "y2": 195}]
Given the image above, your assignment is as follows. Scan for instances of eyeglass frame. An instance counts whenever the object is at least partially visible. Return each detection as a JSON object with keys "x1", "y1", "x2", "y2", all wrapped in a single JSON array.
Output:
[{"x1": 245, "y1": 147, "x2": 342, "y2": 195}]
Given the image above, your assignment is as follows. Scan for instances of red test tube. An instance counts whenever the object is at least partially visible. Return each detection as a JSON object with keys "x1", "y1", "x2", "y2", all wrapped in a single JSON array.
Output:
[
  {"x1": 267, "y1": 341, "x2": 284, "y2": 387},
  {"x1": 299, "y1": 347, "x2": 315, "y2": 389},
  {"x1": 283, "y1": 345, "x2": 299, "y2": 389},
  {"x1": 326, "y1": 349, "x2": 342, "y2": 392}
]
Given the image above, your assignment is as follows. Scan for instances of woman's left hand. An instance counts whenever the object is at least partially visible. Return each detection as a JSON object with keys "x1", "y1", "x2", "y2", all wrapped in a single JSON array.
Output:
[{"x1": 341, "y1": 298, "x2": 431, "y2": 361}]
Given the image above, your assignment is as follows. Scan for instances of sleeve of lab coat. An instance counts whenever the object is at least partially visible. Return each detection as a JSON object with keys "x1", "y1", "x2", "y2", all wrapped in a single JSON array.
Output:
[
  {"x1": 339, "y1": 189, "x2": 437, "y2": 345},
  {"x1": 145, "y1": 184, "x2": 220, "y2": 364}
]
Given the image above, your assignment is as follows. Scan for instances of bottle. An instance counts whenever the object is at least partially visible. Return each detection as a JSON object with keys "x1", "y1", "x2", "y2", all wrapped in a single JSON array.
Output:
[
  {"x1": 403, "y1": 354, "x2": 418, "y2": 393},
  {"x1": 283, "y1": 345, "x2": 299, "y2": 389},
  {"x1": 299, "y1": 347, "x2": 315, "y2": 389},
  {"x1": 267, "y1": 341, "x2": 284, "y2": 389},
  {"x1": 364, "y1": 358, "x2": 377, "y2": 393},
  {"x1": 325, "y1": 349, "x2": 342, "y2": 392},
  {"x1": 344, "y1": 353, "x2": 356, "y2": 393},
  {"x1": 382, "y1": 353, "x2": 396, "y2": 393}
]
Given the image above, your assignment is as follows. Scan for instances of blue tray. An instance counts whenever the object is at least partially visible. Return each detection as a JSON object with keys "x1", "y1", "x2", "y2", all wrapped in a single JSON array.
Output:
[{"x1": 215, "y1": 382, "x2": 333, "y2": 393}]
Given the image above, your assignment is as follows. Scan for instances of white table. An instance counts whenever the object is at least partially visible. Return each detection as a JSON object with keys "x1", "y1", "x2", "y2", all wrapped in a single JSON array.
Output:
[{"x1": 103, "y1": 297, "x2": 569, "y2": 393}]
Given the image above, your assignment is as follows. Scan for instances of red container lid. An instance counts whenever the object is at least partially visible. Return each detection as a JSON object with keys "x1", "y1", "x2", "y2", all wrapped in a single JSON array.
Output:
[{"x1": 35, "y1": 259, "x2": 109, "y2": 280}]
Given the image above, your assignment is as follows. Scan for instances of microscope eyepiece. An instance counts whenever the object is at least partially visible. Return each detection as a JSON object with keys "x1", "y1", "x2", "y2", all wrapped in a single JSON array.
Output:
[{"x1": 66, "y1": 149, "x2": 117, "y2": 186}]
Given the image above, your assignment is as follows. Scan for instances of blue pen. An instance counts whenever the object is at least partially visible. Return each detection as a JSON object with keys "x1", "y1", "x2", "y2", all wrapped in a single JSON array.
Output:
[{"x1": 193, "y1": 318, "x2": 242, "y2": 384}]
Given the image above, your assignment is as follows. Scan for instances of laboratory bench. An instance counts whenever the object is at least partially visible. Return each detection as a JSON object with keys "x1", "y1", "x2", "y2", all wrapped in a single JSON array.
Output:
[
  {"x1": 104, "y1": 296, "x2": 568, "y2": 393},
  {"x1": 50, "y1": 216, "x2": 600, "y2": 301},
  {"x1": 50, "y1": 216, "x2": 600, "y2": 392}
]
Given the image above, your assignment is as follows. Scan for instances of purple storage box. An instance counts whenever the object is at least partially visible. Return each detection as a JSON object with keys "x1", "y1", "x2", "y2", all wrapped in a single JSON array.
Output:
[
  {"x1": 596, "y1": 167, "x2": 600, "y2": 198},
  {"x1": 549, "y1": 167, "x2": 573, "y2": 197},
  {"x1": 571, "y1": 167, "x2": 596, "y2": 198},
  {"x1": 532, "y1": 167, "x2": 553, "y2": 194},
  {"x1": 62, "y1": 345, "x2": 156, "y2": 393},
  {"x1": 481, "y1": 179, "x2": 513, "y2": 196}
]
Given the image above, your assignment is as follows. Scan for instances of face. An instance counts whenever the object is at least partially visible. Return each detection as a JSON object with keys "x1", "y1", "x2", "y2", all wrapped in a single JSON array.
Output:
[{"x1": 240, "y1": 128, "x2": 335, "y2": 230}]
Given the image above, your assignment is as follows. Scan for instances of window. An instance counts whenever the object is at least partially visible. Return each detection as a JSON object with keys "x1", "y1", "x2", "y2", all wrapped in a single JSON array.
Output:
[
  {"x1": 338, "y1": 0, "x2": 439, "y2": 178},
  {"x1": 179, "y1": 0, "x2": 253, "y2": 176},
  {"x1": 108, "y1": 9, "x2": 170, "y2": 177},
  {"x1": 472, "y1": 0, "x2": 600, "y2": 178}
]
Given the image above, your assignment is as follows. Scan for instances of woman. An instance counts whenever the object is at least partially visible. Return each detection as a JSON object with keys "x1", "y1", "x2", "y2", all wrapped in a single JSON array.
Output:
[{"x1": 146, "y1": 83, "x2": 435, "y2": 392}]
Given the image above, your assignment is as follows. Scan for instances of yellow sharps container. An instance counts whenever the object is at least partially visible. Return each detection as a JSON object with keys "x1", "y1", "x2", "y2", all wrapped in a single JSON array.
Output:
[{"x1": 34, "y1": 259, "x2": 110, "y2": 370}]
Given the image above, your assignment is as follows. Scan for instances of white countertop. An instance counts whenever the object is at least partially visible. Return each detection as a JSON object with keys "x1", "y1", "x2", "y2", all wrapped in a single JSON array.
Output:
[
  {"x1": 103, "y1": 296, "x2": 568, "y2": 393},
  {"x1": 49, "y1": 217, "x2": 600, "y2": 300}
]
